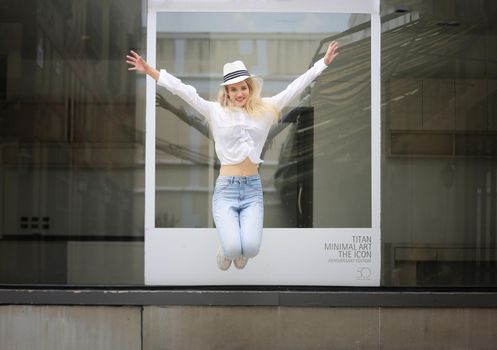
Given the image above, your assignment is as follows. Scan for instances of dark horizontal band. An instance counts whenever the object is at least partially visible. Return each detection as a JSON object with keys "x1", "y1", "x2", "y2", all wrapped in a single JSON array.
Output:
[
  {"x1": 223, "y1": 69, "x2": 250, "y2": 83},
  {"x1": 2, "y1": 286, "x2": 497, "y2": 307}
]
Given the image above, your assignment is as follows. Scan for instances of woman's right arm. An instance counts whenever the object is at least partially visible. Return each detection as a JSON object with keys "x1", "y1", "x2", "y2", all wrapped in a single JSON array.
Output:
[{"x1": 126, "y1": 50, "x2": 214, "y2": 120}]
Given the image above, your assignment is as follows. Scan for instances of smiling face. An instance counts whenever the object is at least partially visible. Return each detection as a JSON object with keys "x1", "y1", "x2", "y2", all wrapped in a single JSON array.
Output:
[{"x1": 226, "y1": 80, "x2": 250, "y2": 108}]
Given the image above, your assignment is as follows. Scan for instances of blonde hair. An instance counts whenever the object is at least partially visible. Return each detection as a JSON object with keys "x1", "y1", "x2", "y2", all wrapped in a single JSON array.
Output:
[{"x1": 217, "y1": 77, "x2": 280, "y2": 122}]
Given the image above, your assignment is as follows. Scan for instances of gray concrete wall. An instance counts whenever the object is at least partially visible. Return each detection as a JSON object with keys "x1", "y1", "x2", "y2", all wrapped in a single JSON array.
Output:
[
  {"x1": 0, "y1": 305, "x2": 141, "y2": 350},
  {"x1": 1, "y1": 305, "x2": 497, "y2": 349}
]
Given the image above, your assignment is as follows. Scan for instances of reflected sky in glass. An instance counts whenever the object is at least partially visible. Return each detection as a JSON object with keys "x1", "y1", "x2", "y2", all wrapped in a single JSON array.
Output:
[{"x1": 157, "y1": 12, "x2": 353, "y2": 33}]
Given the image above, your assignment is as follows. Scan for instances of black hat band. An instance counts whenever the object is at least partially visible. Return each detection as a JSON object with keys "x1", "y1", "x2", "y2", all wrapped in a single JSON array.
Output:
[{"x1": 223, "y1": 69, "x2": 250, "y2": 83}]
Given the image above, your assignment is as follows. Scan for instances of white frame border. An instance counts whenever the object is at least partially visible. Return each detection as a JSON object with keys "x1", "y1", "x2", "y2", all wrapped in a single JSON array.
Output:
[{"x1": 145, "y1": 0, "x2": 381, "y2": 285}]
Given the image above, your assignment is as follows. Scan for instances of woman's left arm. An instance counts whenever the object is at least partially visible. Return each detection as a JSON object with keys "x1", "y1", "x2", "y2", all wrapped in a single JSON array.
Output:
[{"x1": 266, "y1": 41, "x2": 339, "y2": 112}]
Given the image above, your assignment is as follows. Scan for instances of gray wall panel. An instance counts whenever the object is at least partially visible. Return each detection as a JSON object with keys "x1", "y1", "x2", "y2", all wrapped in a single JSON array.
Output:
[{"x1": 0, "y1": 305, "x2": 141, "y2": 350}]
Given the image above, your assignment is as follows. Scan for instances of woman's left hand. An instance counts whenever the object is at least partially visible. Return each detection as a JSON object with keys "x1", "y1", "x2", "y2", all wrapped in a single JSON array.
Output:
[{"x1": 324, "y1": 41, "x2": 339, "y2": 65}]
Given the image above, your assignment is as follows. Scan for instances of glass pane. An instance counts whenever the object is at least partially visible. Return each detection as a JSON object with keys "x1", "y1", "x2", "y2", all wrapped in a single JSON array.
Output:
[
  {"x1": 381, "y1": 0, "x2": 497, "y2": 286},
  {"x1": 155, "y1": 12, "x2": 371, "y2": 228},
  {"x1": 0, "y1": 0, "x2": 145, "y2": 284}
]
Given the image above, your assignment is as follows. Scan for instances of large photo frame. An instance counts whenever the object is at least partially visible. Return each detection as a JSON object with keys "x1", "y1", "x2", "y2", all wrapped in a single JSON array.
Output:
[{"x1": 144, "y1": 0, "x2": 381, "y2": 286}]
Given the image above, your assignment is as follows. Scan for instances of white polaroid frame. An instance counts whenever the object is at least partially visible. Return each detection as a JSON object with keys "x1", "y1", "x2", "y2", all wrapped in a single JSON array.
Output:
[{"x1": 145, "y1": 0, "x2": 381, "y2": 285}]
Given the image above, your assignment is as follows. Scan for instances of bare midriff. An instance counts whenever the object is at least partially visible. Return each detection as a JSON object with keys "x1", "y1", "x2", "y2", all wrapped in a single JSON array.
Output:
[{"x1": 219, "y1": 157, "x2": 259, "y2": 176}]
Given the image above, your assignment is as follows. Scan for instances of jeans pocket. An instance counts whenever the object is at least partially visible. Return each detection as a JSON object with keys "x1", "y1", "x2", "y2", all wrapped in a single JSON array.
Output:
[
  {"x1": 214, "y1": 181, "x2": 232, "y2": 199},
  {"x1": 247, "y1": 179, "x2": 262, "y2": 191}
]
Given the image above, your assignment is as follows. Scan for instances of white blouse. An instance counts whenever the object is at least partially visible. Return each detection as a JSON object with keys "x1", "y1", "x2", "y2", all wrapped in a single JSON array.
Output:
[{"x1": 157, "y1": 58, "x2": 328, "y2": 165}]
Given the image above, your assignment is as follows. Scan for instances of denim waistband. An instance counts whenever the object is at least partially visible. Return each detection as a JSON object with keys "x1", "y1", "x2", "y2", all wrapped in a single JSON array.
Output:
[{"x1": 216, "y1": 175, "x2": 260, "y2": 184}]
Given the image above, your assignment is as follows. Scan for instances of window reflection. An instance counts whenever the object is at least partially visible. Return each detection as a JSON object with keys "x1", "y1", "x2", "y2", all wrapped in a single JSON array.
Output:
[
  {"x1": 382, "y1": 0, "x2": 497, "y2": 286},
  {"x1": 0, "y1": 0, "x2": 145, "y2": 284},
  {"x1": 5, "y1": 0, "x2": 494, "y2": 287}
]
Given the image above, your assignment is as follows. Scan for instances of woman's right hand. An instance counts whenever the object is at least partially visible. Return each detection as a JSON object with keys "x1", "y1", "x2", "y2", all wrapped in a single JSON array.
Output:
[
  {"x1": 126, "y1": 50, "x2": 147, "y2": 73},
  {"x1": 126, "y1": 50, "x2": 159, "y2": 80}
]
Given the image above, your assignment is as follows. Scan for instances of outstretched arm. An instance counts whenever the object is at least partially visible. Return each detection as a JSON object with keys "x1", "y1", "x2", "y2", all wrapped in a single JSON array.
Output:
[
  {"x1": 266, "y1": 40, "x2": 339, "y2": 113},
  {"x1": 126, "y1": 50, "x2": 160, "y2": 80},
  {"x1": 126, "y1": 50, "x2": 215, "y2": 120}
]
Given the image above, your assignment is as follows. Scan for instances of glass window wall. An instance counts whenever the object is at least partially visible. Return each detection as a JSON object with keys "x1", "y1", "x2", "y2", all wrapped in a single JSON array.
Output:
[
  {"x1": 0, "y1": 0, "x2": 145, "y2": 284},
  {"x1": 381, "y1": 0, "x2": 497, "y2": 286},
  {"x1": 1, "y1": 0, "x2": 496, "y2": 288}
]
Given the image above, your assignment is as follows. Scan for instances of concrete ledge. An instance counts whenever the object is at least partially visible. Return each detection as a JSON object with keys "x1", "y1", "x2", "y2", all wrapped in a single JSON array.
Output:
[
  {"x1": 1, "y1": 287, "x2": 497, "y2": 307},
  {"x1": 0, "y1": 305, "x2": 141, "y2": 350},
  {"x1": 3, "y1": 304, "x2": 497, "y2": 350}
]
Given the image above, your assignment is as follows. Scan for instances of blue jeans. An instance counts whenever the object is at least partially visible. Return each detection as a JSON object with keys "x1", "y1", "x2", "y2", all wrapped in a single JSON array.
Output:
[{"x1": 212, "y1": 175, "x2": 264, "y2": 260}]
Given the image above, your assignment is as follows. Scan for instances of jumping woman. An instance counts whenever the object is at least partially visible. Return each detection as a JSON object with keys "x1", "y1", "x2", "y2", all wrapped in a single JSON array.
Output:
[{"x1": 126, "y1": 41, "x2": 339, "y2": 270}]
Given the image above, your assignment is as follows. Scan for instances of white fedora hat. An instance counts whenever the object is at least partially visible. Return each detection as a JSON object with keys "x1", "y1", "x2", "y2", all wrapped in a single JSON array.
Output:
[{"x1": 220, "y1": 60, "x2": 253, "y2": 86}]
